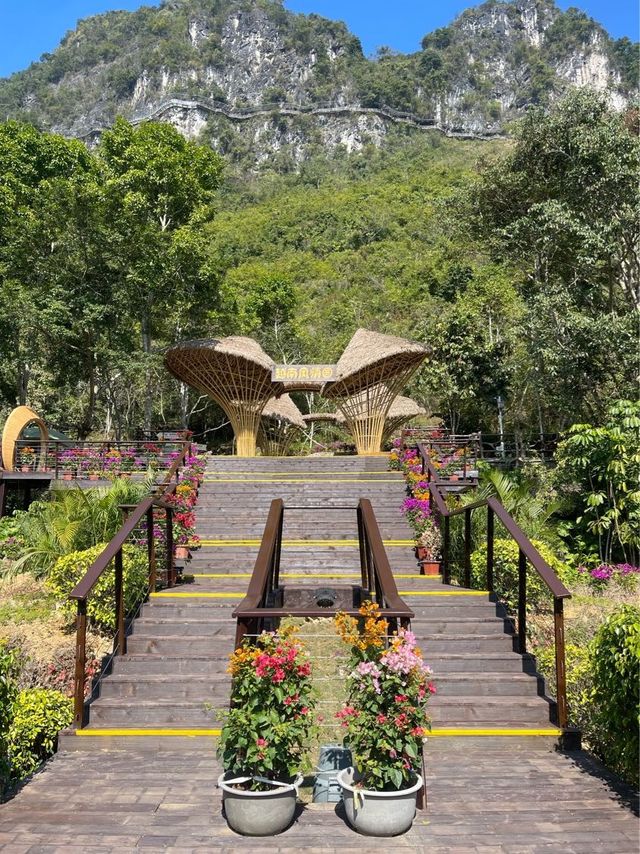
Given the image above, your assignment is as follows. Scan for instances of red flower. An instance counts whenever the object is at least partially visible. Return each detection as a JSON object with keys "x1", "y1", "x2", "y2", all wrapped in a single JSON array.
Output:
[{"x1": 376, "y1": 714, "x2": 388, "y2": 724}]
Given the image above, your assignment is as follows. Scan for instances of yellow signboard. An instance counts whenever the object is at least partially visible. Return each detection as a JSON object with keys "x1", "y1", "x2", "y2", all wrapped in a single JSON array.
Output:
[{"x1": 272, "y1": 364, "x2": 337, "y2": 382}]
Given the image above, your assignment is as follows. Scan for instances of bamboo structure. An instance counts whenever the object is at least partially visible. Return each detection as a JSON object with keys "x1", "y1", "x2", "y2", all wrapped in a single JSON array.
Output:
[
  {"x1": 1, "y1": 406, "x2": 49, "y2": 471},
  {"x1": 382, "y1": 395, "x2": 427, "y2": 446},
  {"x1": 164, "y1": 337, "x2": 282, "y2": 457},
  {"x1": 323, "y1": 330, "x2": 428, "y2": 454},
  {"x1": 258, "y1": 395, "x2": 307, "y2": 457}
]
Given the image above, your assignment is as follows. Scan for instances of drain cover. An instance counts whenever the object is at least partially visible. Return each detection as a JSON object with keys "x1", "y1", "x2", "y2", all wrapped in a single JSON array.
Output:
[{"x1": 315, "y1": 587, "x2": 337, "y2": 607}]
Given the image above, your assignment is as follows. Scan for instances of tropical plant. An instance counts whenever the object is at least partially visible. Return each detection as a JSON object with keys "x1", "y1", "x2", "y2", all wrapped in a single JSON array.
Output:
[
  {"x1": 0, "y1": 644, "x2": 19, "y2": 789},
  {"x1": 46, "y1": 542, "x2": 148, "y2": 630},
  {"x1": 554, "y1": 399, "x2": 640, "y2": 564},
  {"x1": 218, "y1": 627, "x2": 316, "y2": 789},
  {"x1": 8, "y1": 688, "x2": 73, "y2": 780},
  {"x1": 469, "y1": 538, "x2": 577, "y2": 612},
  {"x1": 6, "y1": 478, "x2": 152, "y2": 578},
  {"x1": 335, "y1": 602, "x2": 433, "y2": 791}
]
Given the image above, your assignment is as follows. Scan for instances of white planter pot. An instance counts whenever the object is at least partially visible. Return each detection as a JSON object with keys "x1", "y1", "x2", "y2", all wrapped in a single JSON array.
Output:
[
  {"x1": 218, "y1": 772, "x2": 302, "y2": 836},
  {"x1": 337, "y1": 766, "x2": 423, "y2": 836}
]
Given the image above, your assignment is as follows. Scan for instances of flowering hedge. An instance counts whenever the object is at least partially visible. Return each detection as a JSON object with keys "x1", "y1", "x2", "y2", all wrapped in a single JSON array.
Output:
[
  {"x1": 218, "y1": 627, "x2": 316, "y2": 789},
  {"x1": 390, "y1": 442, "x2": 442, "y2": 558},
  {"x1": 335, "y1": 602, "x2": 433, "y2": 791}
]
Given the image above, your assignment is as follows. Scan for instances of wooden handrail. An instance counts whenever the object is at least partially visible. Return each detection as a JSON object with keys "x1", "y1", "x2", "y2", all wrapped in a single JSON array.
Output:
[
  {"x1": 358, "y1": 498, "x2": 414, "y2": 620},
  {"x1": 71, "y1": 442, "x2": 191, "y2": 727},
  {"x1": 69, "y1": 443, "x2": 190, "y2": 601},
  {"x1": 412, "y1": 441, "x2": 570, "y2": 729}
]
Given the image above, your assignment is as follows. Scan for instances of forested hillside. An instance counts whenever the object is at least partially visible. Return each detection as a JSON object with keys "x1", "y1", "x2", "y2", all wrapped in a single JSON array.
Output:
[
  {"x1": 0, "y1": 0, "x2": 636, "y2": 160},
  {"x1": 0, "y1": 90, "x2": 637, "y2": 440}
]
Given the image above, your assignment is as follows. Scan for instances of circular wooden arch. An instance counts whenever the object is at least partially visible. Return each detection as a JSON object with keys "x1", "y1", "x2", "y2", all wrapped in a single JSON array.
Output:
[{"x1": 1, "y1": 406, "x2": 49, "y2": 471}]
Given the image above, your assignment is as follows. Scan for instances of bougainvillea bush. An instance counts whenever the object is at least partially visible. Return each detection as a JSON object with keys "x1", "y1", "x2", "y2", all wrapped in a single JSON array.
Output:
[
  {"x1": 335, "y1": 602, "x2": 433, "y2": 791},
  {"x1": 218, "y1": 627, "x2": 317, "y2": 790}
]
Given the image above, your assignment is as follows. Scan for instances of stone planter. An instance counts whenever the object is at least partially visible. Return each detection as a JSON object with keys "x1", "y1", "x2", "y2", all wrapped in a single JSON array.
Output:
[
  {"x1": 337, "y1": 767, "x2": 423, "y2": 836},
  {"x1": 218, "y1": 772, "x2": 302, "y2": 836}
]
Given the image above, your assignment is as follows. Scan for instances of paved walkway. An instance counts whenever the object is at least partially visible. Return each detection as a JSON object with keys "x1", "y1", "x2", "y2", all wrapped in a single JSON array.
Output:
[{"x1": 0, "y1": 741, "x2": 636, "y2": 852}]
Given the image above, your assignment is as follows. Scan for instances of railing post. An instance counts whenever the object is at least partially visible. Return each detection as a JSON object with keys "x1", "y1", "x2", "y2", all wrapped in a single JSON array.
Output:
[
  {"x1": 464, "y1": 509, "x2": 472, "y2": 588},
  {"x1": 114, "y1": 548, "x2": 126, "y2": 656},
  {"x1": 166, "y1": 506, "x2": 175, "y2": 587},
  {"x1": 146, "y1": 507, "x2": 156, "y2": 594},
  {"x1": 54, "y1": 441, "x2": 60, "y2": 480},
  {"x1": 443, "y1": 515, "x2": 450, "y2": 585},
  {"x1": 273, "y1": 506, "x2": 283, "y2": 589},
  {"x1": 73, "y1": 599, "x2": 87, "y2": 728},
  {"x1": 518, "y1": 549, "x2": 527, "y2": 653},
  {"x1": 486, "y1": 506, "x2": 494, "y2": 592},
  {"x1": 357, "y1": 505, "x2": 368, "y2": 591},
  {"x1": 554, "y1": 597, "x2": 568, "y2": 729}
]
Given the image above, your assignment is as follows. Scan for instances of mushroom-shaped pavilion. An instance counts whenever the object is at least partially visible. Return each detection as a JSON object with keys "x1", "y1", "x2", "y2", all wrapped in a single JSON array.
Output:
[
  {"x1": 258, "y1": 394, "x2": 307, "y2": 457},
  {"x1": 323, "y1": 329, "x2": 428, "y2": 454},
  {"x1": 164, "y1": 337, "x2": 281, "y2": 457},
  {"x1": 382, "y1": 395, "x2": 427, "y2": 446}
]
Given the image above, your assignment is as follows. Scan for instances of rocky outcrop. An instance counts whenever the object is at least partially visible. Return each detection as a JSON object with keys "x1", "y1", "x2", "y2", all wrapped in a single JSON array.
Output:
[{"x1": 0, "y1": 0, "x2": 634, "y2": 165}]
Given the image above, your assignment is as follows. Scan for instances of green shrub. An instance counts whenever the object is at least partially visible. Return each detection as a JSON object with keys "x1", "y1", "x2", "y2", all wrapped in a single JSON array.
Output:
[
  {"x1": 8, "y1": 688, "x2": 72, "y2": 780},
  {"x1": 0, "y1": 644, "x2": 19, "y2": 788},
  {"x1": 46, "y1": 543, "x2": 148, "y2": 630},
  {"x1": 589, "y1": 605, "x2": 640, "y2": 787},
  {"x1": 535, "y1": 642, "x2": 592, "y2": 733},
  {"x1": 470, "y1": 537, "x2": 576, "y2": 612}
]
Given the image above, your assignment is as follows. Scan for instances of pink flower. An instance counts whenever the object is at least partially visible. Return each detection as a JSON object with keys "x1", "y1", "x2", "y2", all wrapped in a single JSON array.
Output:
[{"x1": 256, "y1": 738, "x2": 267, "y2": 747}]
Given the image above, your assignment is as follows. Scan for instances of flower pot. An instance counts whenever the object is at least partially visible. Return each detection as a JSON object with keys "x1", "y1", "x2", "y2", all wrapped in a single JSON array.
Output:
[
  {"x1": 415, "y1": 546, "x2": 429, "y2": 560},
  {"x1": 21, "y1": 466, "x2": 30, "y2": 473},
  {"x1": 62, "y1": 472, "x2": 73, "y2": 481},
  {"x1": 218, "y1": 772, "x2": 302, "y2": 836},
  {"x1": 89, "y1": 473, "x2": 99, "y2": 481},
  {"x1": 337, "y1": 767, "x2": 423, "y2": 837},
  {"x1": 175, "y1": 546, "x2": 190, "y2": 561},
  {"x1": 420, "y1": 559, "x2": 441, "y2": 576}
]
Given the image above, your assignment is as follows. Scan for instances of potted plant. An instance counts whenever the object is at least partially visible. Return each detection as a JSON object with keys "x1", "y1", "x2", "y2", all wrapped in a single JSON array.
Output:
[
  {"x1": 414, "y1": 524, "x2": 442, "y2": 576},
  {"x1": 335, "y1": 602, "x2": 434, "y2": 836},
  {"x1": 217, "y1": 627, "x2": 316, "y2": 836}
]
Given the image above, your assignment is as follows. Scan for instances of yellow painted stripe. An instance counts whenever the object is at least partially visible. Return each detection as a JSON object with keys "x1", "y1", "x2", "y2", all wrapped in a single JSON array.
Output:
[
  {"x1": 201, "y1": 478, "x2": 402, "y2": 483},
  {"x1": 198, "y1": 539, "x2": 413, "y2": 547},
  {"x1": 76, "y1": 728, "x2": 221, "y2": 737},
  {"x1": 151, "y1": 591, "x2": 242, "y2": 599},
  {"x1": 192, "y1": 573, "x2": 437, "y2": 580},
  {"x1": 399, "y1": 590, "x2": 489, "y2": 596},
  {"x1": 428, "y1": 728, "x2": 559, "y2": 737}
]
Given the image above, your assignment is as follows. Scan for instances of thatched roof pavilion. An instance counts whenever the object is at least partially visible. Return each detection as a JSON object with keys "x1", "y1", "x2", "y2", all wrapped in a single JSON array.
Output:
[
  {"x1": 164, "y1": 337, "x2": 281, "y2": 457},
  {"x1": 382, "y1": 395, "x2": 427, "y2": 445},
  {"x1": 258, "y1": 395, "x2": 307, "y2": 456},
  {"x1": 323, "y1": 329, "x2": 428, "y2": 454},
  {"x1": 302, "y1": 412, "x2": 343, "y2": 424}
]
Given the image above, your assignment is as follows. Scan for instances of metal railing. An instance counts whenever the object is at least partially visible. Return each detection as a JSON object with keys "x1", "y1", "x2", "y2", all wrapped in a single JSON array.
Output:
[
  {"x1": 13, "y1": 439, "x2": 188, "y2": 479},
  {"x1": 415, "y1": 442, "x2": 570, "y2": 729},
  {"x1": 69, "y1": 442, "x2": 192, "y2": 727},
  {"x1": 233, "y1": 499, "x2": 414, "y2": 646}
]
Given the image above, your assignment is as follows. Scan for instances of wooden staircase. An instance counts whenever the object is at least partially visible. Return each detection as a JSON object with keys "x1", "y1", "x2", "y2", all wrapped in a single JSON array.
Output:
[{"x1": 62, "y1": 453, "x2": 558, "y2": 750}]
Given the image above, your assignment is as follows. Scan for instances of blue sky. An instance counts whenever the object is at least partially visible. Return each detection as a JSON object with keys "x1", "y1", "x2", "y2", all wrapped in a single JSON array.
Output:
[{"x1": 0, "y1": 0, "x2": 637, "y2": 77}]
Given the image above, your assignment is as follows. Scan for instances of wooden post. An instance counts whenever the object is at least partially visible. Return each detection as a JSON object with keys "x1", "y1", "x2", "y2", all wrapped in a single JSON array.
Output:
[
  {"x1": 486, "y1": 506, "x2": 494, "y2": 592},
  {"x1": 114, "y1": 549, "x2": 126, "y2": 656},
  {"x1": 166, "y1": 506, "x2": 175, "y2": 587},
  {"x1": 357, "y1": 505, "x2": 368, "y2": 591},
  {"x1": 518, "y1": 549, "x2": 527, "y2": 654},
  {"x1": 0, "y1": 481, "x2": 6, "y2": 519},
  {"x1": 464, "y1": 509, "x2": 472, "y2": 588},
  {"x1": 273, "y1": 507, "x2": 283, "y2": 589},
  {"x1": 443, "y1": 515, "x2": 450, "y2": 585},
  {"x1": 73, "y1": 599, "x2": 87, "y2": 727},
  {"x1": 554, "y1": 597, "x2": 568, "y2": 728},
  {"x1": 146, "y1": 507, "x2": 156, "y2": 593}
]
